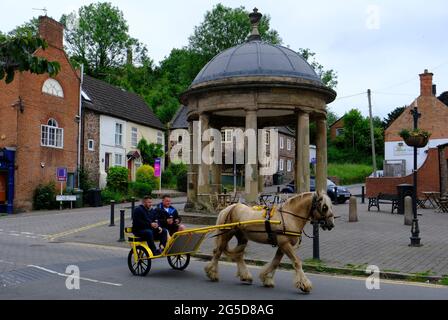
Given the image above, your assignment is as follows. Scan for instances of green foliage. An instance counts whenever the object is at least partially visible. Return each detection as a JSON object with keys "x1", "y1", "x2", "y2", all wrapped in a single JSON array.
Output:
[
  {"x1": 298, "y1": 48, "x2": 338, "y2": 89},
  {"x1": 136, "y1": 165, "x2": 159, "y2": 190},
  {"x1": 0, "y1": 33, "x2": 60, "y2": 83},
  {"x1": 33, "y1": 182, "x2": 58, "y2": 210},
  {"x1": 106, "y1": 166, "x2": 129, "y2": 193},
  {"x1": 188, "y1": 4, "x2": 282, "y2": 61},
  {"x1": 382, "y1": 106, "x2": 406, "y2": 129},
  {"x1": 328, "y1": 163, "x2": 373, "y2": 185},
  {"x1": 137, "y1": 138, "x2": 164, "y2": 166},
  {"x1": 162, "y1": 162, "x2": 188, "y2": 189},
  {"x1": 399, "y1": 128, "x2": 431, "y2": 139},
  {"x1": 176, "y1": 170, "x2": 188, "y2": 193},
  {"x1": 60, "y1": 2, "x2": 148, "y2": 77},
  {"x1": 101, "y1": 188, "x2": 126, "y2": 203},
  {"x1": 129, "y1": 181, "x2": 153, "y2": 198}
]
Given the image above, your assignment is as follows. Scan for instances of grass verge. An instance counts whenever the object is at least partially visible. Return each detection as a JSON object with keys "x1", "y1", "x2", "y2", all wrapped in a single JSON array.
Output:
[{"x1": 328, "y1": 163, "x2": 373, "y2": 185}]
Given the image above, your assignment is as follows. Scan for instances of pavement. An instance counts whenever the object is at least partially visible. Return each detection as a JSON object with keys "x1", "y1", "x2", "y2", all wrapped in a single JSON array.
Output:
[{"x1": 1, "y1": 194, "x2": 448, "y2": 299}]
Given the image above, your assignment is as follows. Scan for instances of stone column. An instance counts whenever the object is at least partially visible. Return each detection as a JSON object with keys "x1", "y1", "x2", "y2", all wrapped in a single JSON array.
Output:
[
  {"x1": 295, "y1": 112, "x2": 310, "y2": 193},
  {"x1": 197, "y1": 113, "x2": 210, "y2": 195},
  {"x1": 316, "y1": 117, "x2": 328, "y2": 194},
  {"x1": 186, "y1": 121, "x2": 198, "y2": 208},
  {"x1": 245, "y1": 110, "x2": 258, "y2": 202}
]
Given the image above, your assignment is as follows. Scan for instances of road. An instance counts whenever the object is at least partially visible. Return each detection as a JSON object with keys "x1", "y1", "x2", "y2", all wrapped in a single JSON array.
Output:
[{"x1": 1, "y1": 222, "x2": 448, "y2": 300}]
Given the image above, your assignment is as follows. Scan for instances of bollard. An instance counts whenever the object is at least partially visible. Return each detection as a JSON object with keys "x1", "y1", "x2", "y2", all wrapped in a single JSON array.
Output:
[
  {"x1": 109, "y1": 200, "x2": 115, "y2": 227},
  {"x1": 361, "y1": 186, "x2": 365, "y2": 204},
  {"x1": 404, "y1": 196, "x2": 413, "y2": 226},
  {"x1": 349, "y1": 196, "x2": 358, "y2": 222},
  {"x1": 277, "y1": 186, "x2": 281, "y2": 194},
  {"x1": 312, "y1": 221, "x2": 320, "y2": 260},
  {"x1": 118, "y1": 209, "x2": 125, "y2": 242},
  {"x1": 131, "y1": 197, "x2": 136, "y2": 220}
]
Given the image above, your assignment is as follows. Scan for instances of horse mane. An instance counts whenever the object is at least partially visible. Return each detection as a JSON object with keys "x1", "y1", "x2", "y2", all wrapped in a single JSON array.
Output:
[{"x1": 283, "y1": 192, "x2": 314, "y2": 208}]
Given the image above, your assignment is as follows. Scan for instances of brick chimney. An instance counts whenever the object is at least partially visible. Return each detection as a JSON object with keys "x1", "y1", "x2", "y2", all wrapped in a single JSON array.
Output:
[
  {"x1": 38, "y1": 16, "x2": 64, "y2": 50},
  {"x1": 419, "y1": 69, "x2": 434, "y2": 97}
]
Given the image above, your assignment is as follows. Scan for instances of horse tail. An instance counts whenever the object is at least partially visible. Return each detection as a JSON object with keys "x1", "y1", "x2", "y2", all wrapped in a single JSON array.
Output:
[{"x1": 214, "y1": 204, "x2": 247, "y2": 259}]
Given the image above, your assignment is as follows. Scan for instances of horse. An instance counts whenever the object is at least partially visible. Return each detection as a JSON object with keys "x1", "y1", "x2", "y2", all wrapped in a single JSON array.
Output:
[{"x1": 204, "y1": 191, "x2": 335, "y2": 293}]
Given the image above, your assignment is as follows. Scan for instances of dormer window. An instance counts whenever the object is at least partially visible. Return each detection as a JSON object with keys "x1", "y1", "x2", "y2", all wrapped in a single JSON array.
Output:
[{"x1": 42, "y1": 79, "x2": 64, "y2": 98}]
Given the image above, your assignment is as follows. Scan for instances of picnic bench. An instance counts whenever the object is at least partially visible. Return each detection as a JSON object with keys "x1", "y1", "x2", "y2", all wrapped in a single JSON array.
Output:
[{"x1": 368, "y1": 193, "x2": 399, "y2": 214}]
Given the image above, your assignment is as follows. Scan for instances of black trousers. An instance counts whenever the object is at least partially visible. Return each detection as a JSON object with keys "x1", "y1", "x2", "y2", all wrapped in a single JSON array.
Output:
[{"x1": 135, "y1": 228, "x2": 168, "y2": 254}]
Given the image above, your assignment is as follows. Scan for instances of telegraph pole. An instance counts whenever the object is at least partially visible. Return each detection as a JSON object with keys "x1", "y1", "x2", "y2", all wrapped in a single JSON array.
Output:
[{"x1": 367, "y1": 89, "x2": 377, "y2": 177}]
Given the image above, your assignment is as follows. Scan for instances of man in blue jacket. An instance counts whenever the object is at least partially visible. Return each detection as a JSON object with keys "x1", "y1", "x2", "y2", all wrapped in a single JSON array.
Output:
[
  {"x1": 156, "y1": 195, "x2": 186, "y2": 236},
  {"x1": 132, "y1": 196, "x2": 168, "y2": 255}
]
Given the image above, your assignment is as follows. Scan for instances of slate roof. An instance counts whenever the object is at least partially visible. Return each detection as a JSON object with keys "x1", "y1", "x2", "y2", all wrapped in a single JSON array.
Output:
[
  {"x1": 169, "y1": 105, "x2": 189, "y2": 129},
  {"x1": 82, "y1": 75, "x2": 165, "y2": 130},
  {"x1": 191, "y1": 40, "x2": 322, "y2": 86}
]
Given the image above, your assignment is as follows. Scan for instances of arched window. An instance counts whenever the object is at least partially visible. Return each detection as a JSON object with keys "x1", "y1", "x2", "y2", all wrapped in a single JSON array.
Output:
[
  {"x1": 42, "y1": 79, "x2": 64, "y2": 98},
  {"x1": 41, "y1": 118, "x2": 64, "y2": 148}
]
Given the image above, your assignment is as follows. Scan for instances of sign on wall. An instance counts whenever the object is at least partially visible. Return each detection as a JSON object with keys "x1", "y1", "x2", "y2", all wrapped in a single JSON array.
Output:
[
  {"x1": 57, "y1": 167, "x2": 68, "y2": 182},
  {"x1": 393, "y1": 143, "x2": 420, "y2": 156}
]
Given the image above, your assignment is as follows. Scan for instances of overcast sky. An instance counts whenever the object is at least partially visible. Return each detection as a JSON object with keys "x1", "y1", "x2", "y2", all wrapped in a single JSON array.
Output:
[{"x1": 2, "y1": 0, "x2": 448, "y2": 119}]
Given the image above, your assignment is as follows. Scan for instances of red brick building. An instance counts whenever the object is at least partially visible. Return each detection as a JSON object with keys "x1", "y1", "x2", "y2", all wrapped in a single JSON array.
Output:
[{"x1": 0, "y1": 16, "x2": 81, "y2": 212}]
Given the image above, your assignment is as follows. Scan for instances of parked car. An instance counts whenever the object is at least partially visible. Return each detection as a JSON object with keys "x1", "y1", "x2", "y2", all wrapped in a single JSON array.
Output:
[{"x1": 281, "y1": 177, "x2": 351, "y2": 204}]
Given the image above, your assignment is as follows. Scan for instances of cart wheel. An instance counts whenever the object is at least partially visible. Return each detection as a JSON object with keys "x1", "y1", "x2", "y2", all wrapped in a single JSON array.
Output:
[
  {"x1": 167, "y1": 254, "x2": 190, "y2": 271},
  {"x1": 128, "y1": 246, "x2": 151, "y2": 276}
]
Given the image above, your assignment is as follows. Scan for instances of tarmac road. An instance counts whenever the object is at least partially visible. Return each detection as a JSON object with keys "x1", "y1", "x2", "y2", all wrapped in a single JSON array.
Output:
[{"x1": 1, "y1": 232, "x2": 447, "y2": 300}]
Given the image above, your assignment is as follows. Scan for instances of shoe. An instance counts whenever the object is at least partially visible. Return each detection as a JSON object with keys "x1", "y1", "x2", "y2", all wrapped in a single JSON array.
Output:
[{"x1": 153, "y1": 249, "x2": 162, "y2": 256}]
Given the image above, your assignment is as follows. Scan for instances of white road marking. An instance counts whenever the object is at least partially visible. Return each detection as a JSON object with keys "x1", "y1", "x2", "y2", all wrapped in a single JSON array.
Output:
[
  {"x1": 27, "y1": 265, "x2": 123, "y2": 287},
  {"x1": 10, "y1": 233, "x2": 21, "y2": 237},
  {"x1": 0, "y1": 259, "x2": 16, "y2": 265}
]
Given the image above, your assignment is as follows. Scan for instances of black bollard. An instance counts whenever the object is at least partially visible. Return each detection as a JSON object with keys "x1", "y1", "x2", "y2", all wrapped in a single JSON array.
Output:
[
  {"x1": 312, "y1": 221, "x2": 320, "y2": 260},
  {"x1": 109, "y1": 200, "x2": 115, "y2": 227},
  {"x1": 118, "y1": 209, "x2": 125, "y2": 242},
  {"x1": 131, "y1": 197, "x2": 135, "y2": 220},
  {"x1": 361, "y1": 186, "x2": 365, "y2": 204}
]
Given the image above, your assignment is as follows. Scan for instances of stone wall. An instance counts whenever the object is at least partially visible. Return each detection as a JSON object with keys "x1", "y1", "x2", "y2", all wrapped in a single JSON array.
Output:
[{"x1": 82, "y1": 109, "x2": 100, "y2": 187}]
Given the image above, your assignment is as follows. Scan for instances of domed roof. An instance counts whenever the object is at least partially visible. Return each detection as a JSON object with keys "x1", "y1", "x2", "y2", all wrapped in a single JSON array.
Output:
[{"x1": 191, "y1": 40, "x2": 322, "y2": 86}]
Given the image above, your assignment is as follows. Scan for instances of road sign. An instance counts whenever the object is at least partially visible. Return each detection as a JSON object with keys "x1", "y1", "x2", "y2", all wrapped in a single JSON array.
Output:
[
  {"x1": 154, "y1": 158, "x2": 161, "y2": 177},
  {"x1": 57, "y1": 167, "x2": 67, "y2": 182},
  {"x1": 56, "y1": 195, "x2": 76, "y2": 202}
]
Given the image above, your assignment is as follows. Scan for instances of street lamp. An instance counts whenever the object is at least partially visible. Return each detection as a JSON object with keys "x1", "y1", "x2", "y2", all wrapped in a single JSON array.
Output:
[{"x1": 410, "y1": 106, "x2": 422, "y2": 247}]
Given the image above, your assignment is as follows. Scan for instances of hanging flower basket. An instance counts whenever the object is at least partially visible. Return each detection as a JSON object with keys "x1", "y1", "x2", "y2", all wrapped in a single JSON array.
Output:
[{"x1": 399, "y1": 129, "x2": 431, "y2": 148}]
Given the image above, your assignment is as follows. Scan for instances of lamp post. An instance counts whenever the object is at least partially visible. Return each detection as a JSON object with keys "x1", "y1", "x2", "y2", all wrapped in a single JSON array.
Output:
[{"x1": 410, "y1": 107, "x2": 422, "y2": 247}]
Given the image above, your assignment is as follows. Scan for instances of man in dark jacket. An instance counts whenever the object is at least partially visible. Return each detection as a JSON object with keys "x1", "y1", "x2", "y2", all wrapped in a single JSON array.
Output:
[
  {"x1": 132, "y1": 196, "x2": 168, "y2": 255},
  {"x1": 155, "y1": 195, "x2": 186, "y2": 236}
]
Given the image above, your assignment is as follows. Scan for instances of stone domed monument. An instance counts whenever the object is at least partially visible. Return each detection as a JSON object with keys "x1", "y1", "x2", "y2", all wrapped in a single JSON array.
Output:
[{"x1": 180, "y1": 8, "x2": 337, "y2": 210}]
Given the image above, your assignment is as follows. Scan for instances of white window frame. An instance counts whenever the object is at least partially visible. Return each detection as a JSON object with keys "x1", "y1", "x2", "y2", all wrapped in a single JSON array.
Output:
[
  {"x1": 157, "y1": 131, "x2": 164, "y2": 145},
  {"x1": 41, "y1": 119, "x2": 64, "y2": 149},
  {"x1": 279, "y1": 159, "x2": 284, "y2": 171},
  {"x1": 336, "y1": 128, "x2": 344, "y2": 137},
  {"x1": 114, "y1": 153, "x2": 124, "y2": 167},
  {"x1": 42, "y1": 79, "x2": 64, "y2": 98},
  {"x1": 115, "y1": 123, "x2": 123, "y2": 146},
  {"x1": 88, "y1": 139, "x2": 95, "y2": 151},
  {"x1": 287, "y1": 160, "x2": 292, "y2": 172},
  {"x1": 221, "y1": 129, "x2": 233, "y2": 144},
  {"x1": 280, "y1": 136, "x2": 284, "y2": 149},
  {"x1": 131, "y1": 127, "x2": 138, "y2": 147},
  {"x1": 287, "y1": 139, "x2": 291, "y2": 151}
]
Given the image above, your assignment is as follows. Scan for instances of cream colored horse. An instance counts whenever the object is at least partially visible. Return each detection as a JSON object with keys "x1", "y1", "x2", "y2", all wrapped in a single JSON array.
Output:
[{"x1": 204, "y1": 191, "x2": 335, "y2": 293}]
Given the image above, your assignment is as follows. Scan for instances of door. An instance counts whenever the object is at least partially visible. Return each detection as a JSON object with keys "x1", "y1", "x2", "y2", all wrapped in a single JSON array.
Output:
[
  {"x1": 0, "y1": 172, "x2": 6, "y2": 203},
  {"x1": 127, "y1": 159, "x2": 133, "y2": 181}
]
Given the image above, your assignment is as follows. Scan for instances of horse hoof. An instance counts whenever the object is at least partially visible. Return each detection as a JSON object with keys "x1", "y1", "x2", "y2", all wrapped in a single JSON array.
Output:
[{"x1": 263, "y1": 281, "x2": 275, "y2": 288}]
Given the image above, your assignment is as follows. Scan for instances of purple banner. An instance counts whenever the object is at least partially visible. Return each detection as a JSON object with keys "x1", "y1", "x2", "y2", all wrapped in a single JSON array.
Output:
[{"x1": 154, "y1": 158, "x2": 161, "y2": 177}]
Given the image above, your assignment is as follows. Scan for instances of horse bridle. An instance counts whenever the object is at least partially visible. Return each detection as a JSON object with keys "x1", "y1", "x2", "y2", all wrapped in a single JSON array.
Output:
[{"x1": 277, "y1": 193, "x2": 327, "y2": 225}]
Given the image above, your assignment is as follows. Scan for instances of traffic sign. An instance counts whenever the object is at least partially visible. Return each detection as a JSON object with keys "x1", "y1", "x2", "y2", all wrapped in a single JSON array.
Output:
[{"x1": 57, "y1": 167, "x2": 67, "y2": 182}]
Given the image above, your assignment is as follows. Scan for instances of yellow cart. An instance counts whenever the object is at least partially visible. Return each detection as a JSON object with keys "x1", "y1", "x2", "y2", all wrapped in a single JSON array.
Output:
[{"x1": 125, "y1": 220, "x2": 281, "y2": 276}]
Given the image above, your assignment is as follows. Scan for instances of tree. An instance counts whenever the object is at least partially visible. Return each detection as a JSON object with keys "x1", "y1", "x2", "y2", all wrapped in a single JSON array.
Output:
[
  {"x1": 438, "y1": 91, "x2": 448, "y2": 107},
  {"x1": 298, "y1": 48, "x2": 338, "y2": 89},
  {"x1": 60, "y1": 2, "x2": 148, "y2": 77},
  {"x1": 188, "y1": 4, "x2": 282, "y2": 60},
  {"x1": 0, "y1": 33, "x2": 60, "y2": 83},
  {"x1": 382, "y1": 106, "x2": 406, "y2": 129},
  {"x1": 137, "y1": 137, "x2": 164, "y2": 166},
  {"x1": 8, "y1": 18, "x2": 39, "y2": 37}
]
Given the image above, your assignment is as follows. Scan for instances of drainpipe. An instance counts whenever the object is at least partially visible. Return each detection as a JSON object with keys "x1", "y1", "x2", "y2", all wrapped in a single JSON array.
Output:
[{"x1": 77, "y1": 64, "x2": 84, "y2": 188}]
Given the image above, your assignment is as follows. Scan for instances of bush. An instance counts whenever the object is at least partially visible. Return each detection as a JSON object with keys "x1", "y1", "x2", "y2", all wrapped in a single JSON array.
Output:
[
  {"x1": 161, "y1": 169, "x2": 174, "y2": 188},
  {"x1": 106, "y1": 166, "x2": 129, "y2": 193},
  {"x1": 176, "y1": 170, "x2": 188, "y2": 192},
  {"x1": 328, "y1": 163, "x2": 373, "y2": 185},
  {"x1": 101, "y1": 189, "x2": 126, "y2": 203},
  {"x1": 129, "y1": 181, "x2": 153, "y2": 198},
  {"x1": 33, "y1": 182, "x2": 58, "y2": 210},
  {"x1": 162, "y1": 162, "x2": 188, "y2": 189},
  {"x1": 136, "y1": 165, "x2": 159, "y2": 190}
]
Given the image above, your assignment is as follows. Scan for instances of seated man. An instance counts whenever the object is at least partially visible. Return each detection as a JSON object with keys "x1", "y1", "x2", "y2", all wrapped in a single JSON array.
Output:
[
  {"x1": 156, "y1": 195, "x2": 186, "y2": 236},
  {"x1": 132, "y1": 196, "x2": 168, "y2": 256}
]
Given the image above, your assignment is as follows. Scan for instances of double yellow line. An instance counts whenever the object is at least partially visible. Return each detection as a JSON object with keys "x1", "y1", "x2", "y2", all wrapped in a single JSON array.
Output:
[{"x1": 46, "y1": 220, "x2": 110, "y2": 241}]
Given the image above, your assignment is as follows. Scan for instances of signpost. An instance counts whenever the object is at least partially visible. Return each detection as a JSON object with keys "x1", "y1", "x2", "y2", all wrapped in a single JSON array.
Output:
[
  {"x1": 154, "y1": 158, "x2": 162, "y2": 192},
  {"x1": 57, "y1": 167, "x2": 67, "y2": 210}
]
